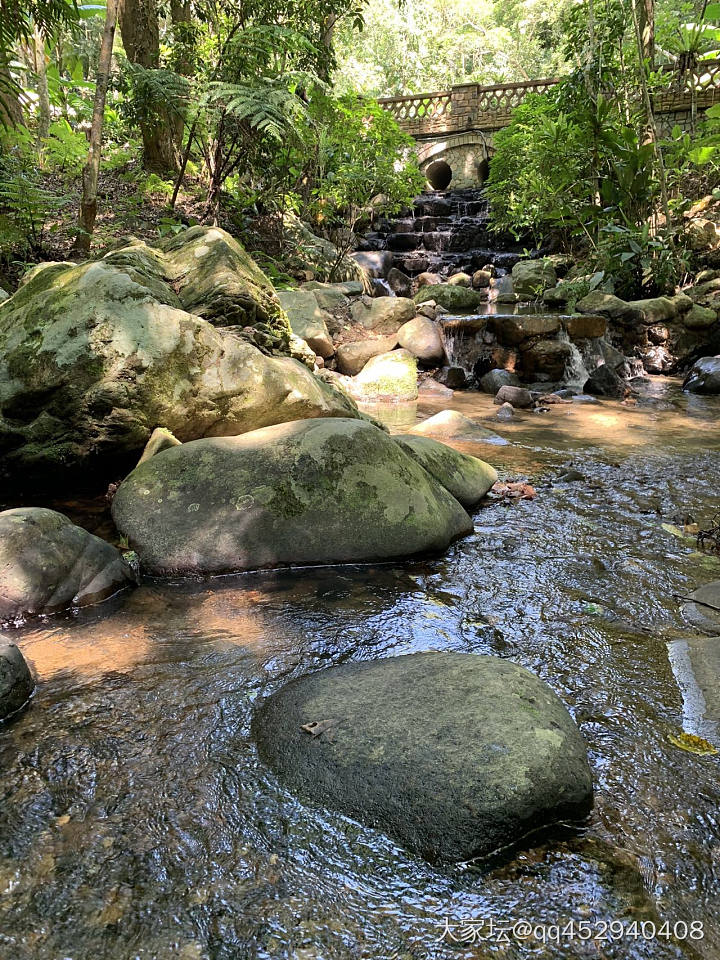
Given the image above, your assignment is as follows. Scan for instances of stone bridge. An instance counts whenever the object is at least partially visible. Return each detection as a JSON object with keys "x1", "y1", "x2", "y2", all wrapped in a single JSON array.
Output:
[{"x1": 378, "y1": 61, "x2": 720, "y2": 190}]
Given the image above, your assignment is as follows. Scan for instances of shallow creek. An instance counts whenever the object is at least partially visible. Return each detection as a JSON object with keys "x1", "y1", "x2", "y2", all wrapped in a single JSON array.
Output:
[{"x1": 2, "y1": 381, "x2": 720, "y2": 959}]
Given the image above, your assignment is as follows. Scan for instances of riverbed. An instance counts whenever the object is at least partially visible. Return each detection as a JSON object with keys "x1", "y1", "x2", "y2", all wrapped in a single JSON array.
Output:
[{"x1": 2, "y1": 380, "x2": 720, "y2": 959}]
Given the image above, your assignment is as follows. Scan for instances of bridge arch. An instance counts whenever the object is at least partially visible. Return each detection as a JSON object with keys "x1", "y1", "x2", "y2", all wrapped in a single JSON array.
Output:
[{"x1": 416, "y1": 132, "x2": 493, "y2": 191}]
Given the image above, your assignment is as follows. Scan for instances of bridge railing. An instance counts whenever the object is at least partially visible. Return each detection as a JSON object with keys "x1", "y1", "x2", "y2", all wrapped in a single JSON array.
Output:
[{"x1": 379, "y1": 61, "x2": 720, "y2": 137}]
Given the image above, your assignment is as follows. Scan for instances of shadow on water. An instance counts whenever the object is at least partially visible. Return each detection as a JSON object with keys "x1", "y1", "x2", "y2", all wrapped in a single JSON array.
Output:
[{"x1": 1, "y1": 380, "x2": 720, "y2": 958}]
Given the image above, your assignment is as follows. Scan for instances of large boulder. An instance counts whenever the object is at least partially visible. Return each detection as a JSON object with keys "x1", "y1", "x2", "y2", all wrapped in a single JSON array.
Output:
[
  {"x1": 336, "y1": 335, "x2": 398, "y2": 376},
  {"x1": 683, "y1": 304, "x2": 718, "y2": 330},
  {"x1": 0, "y1": 643, "x2": 34, "y2": 720},
  {"x1": 584, "y1": 364, "x2": 626, "y2": 397},
  {"x1": 394, "y1": 435, "x2": 497, "y2": 507},
  {"x1": 511, "y1": 260, "x2": 557, "y2": 299},
  {"x1": 480, "y1": 369, "x2": 520, "y2": 394},
  {"x1": 276, "y1": 289, "x2": 334, "y2": 358},
  {"x1": 684, "y1": 356, "x2": 720, "y2": 394},
  {"x1": 351, "y1": 296, "x2": 416, "y2": 333},
  {"x1": 563, "y1": 314, "x2": 607, "y2": 340},
  {"x1": 349, "y1": 350, "x2": 418, "y2": 401},
  {"x1": 0, "y1": 508, "x2": 137, "y2": 624},
  {"x1": 408, "y1": 409, "x2": 504, "y2": 443},
  {"x1": 111, "y1": 418, "x2": 472, "y2": 576},
  {"x1": 415, "y1": 284, "x2": 487, "y2": 312},
  {"x1": 159, "y1": 226, "x2": 287, "y2": 330},
  {"x1": 396, "y1": 316, "x2": 445, "y2": 364},
  {"x1": 252, "y1": 652, "x2": 593, "y2": 863},
  {"x1": 0, "y1": 245, "x2": 358, "y2": 485},
  {"x1": 576, "y1": 291, "x2": 641, "y2": 322}
]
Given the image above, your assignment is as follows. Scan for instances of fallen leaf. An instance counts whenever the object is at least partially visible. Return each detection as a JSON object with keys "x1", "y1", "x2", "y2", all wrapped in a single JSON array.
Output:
[
  {"x1": 301, "y1": 718, "x2": 340, "y2": 738},
  {"x1": 668, "y1": 732, "x2": 718, "y2": 756}
]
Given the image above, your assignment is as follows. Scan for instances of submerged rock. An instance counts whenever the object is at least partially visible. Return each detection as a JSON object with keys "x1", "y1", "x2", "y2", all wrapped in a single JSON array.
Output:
[
  {"x1": 252, "y1": 651, "x2": 593, "y2": 863},
  {"x1": 684, "y1": 357, "x2": 720, "y2": 394},
  {"x1": 0, "y1": 508, "x2": 137, "y2": 625},
  {"x1": 0, "y1": 643, "x2": 34, "y2": 719},
  {"x1": 394, "y1": 435, "x2": 497, "y2": 507},
  {"x1": 494, "y1": 385, "x2": 534, "y2": 408},
  {"x1": 111, "y1": 418, "x2": 473, "y2": 576},
  {"x1": 408, "y1": 409, "x2": 503, "y2": 442}
]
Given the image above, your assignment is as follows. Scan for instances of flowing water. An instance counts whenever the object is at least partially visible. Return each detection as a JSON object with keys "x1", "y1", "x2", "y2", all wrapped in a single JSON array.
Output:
[{"x1": 2, "y1": 382, "x2": 720, "y2": 960}]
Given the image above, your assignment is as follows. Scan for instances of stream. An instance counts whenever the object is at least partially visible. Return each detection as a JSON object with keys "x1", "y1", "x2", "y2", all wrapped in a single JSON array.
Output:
[{"x1": 2, "y1": 381, "x2": 720, "y2": 959}]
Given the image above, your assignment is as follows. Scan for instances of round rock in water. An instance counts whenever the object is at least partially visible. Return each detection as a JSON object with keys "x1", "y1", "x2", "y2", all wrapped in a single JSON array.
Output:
[
  {"x1": 0, "y1": 643, "x2": 34, "y2": 720},
  {"x1": 253, "y1": 652, "x2": 594, "y2": 863},
  {"x1": 112, "y1": 418, "x2": 472, "y2": 576},
  {"x1": 683, "y1": 581, "x2": 720, "y2": 634},
  {"x1": 0, "y1": 508, "x2": 137, "y2": 625}
]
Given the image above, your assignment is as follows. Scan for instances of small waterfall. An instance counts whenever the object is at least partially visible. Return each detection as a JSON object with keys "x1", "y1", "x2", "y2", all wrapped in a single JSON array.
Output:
[
  {"x1": 439, "y1": 315, "x2": 489, "y2": 375},
  {"x1": 558, "y1": 328, "x2": 589, "y2": 391}
]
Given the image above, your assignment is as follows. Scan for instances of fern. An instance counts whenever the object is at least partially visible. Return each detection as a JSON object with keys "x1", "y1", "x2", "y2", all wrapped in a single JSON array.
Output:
[{"x1": 204, "y1": 78, "x2": 308, "y2": 142}]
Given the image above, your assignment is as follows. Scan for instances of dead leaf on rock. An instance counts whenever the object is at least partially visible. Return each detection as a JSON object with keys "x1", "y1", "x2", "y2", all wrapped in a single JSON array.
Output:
[{"x1": 301, "y1": 718, "x2": 341, "y2": 739}]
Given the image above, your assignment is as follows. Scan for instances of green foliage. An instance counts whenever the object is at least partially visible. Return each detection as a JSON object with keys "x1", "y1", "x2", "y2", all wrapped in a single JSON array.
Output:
[
  {"x1": 595, "y1": 224, "x2": 685, "y2": 298},
  {"x1": 0, "y1": 126, "x2": 67, "y2": 259},
  {"x1": 42, "y1": 118, "x2": 88, "y2": 173}
]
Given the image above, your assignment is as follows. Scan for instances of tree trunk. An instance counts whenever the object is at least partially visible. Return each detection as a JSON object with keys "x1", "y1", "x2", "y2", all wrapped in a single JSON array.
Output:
[
  {"x1": 638, "y1": 0, "x2": 655, "y2": 67},
  {"x1": 0, "y1": 63, "x2": 23, "y2": 128},
  {"x1": 34, "y1": 26, "x2": 51, "y2": 140},
  {"x1": 119, "y1": 0, "x2": 177, "y2": 171},
  {"x1": 169, "y1": 0, "x2": 193, "y2": 151},
  {"x1": 72, "y1": 0, "x2": 118, "y2": 256}
]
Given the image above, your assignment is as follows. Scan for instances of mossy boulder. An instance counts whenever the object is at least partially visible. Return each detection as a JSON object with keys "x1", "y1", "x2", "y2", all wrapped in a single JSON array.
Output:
[
  {"x1": 349, "y1": 349, "x2": 418, "y2": 401},
  {"x1": 0, "y1": 508, "x2": 137, "y2": 625},
  {"x1": 493, "y1": 313, "x2": 561, "y2": 346},
  {"x1": 0, "y1": 245, "x2": 358, "y2": 487},
  {"x1": 415, "y1": 284, "x2": 487, "y2": 312},
  {"x1": 511, "y1": 260, "x2": 557, "y2": 299},
  {"x1": 111, "y1": 418, "x2": 473, "y2": 576},
  {"x1": 394, "y1": 434, "x2": 497, "y2": 507},
  {"x1": 252, "y1": 652, "x2": 594, "y2": 863}
]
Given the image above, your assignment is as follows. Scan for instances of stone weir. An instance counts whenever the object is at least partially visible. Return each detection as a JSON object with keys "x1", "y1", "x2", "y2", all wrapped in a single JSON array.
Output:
[{"x1": 358, "y1": 188, "x2": 528, "y2": 279}]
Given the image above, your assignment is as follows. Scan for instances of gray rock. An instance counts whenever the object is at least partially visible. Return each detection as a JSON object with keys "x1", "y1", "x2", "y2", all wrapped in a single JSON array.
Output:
[
  {"x1": 496, "y1": 401, "x2": 514, "y2": 421},
  {"x1": 584, "y1": 364, "x2": 626, "y2": 397},
  {"x1": 480, "y1": 369, "x2": 520, "y2": 394},
  {"x1": 387, "y1": 267, "x2": 412, "y2": 298},
  {"x1": 683, "y1": 581, "x2": 720, "y2": 634},
  {"x1": 252, "y1": 652, "x2": 593, "y2": 863},
  {"x1": 394, "y1": 434, "x2": 497, "y2": 507},
  {"x1": 112, "y1": 418, "x2": 472, "y2": 576},
  {"x1": 0, "y1": 508, "x2": 137, "y2": 624},
  {"x1": 415, "y1": 285, "x2": 487, "y2": 312},
  {"x1": 351, "y1": 250, "x2": 394, "y2": 279},
  {"x1": 351, "y1": 296, "x2": 416, "y2": 333},
  {"x1": 336, "y1": 335, "x2": 398, "y2": 376},
  {"x1": 684, "y1": 356, "x2": 720, "y2": 394},
  {"x1": 511, "y1": 260, "x2": 557, "y2": 299},
  {"x1": 494, "y1": 385, "x2": 534, "y2": 408},
  {"x1": 0, "y1": 643, "x2": 34, "y2": 720},
  {"x1": 396, "y1": 316, "x2": 445, "y2": 364},
  {"x1": 0, "y1": 231, "x2": 357, "y2": 485},
  {"x1": 416, "y1": 301, "x2": 436, "y2": 319},
  {"x1": 277, "y1": 290, "x2": 335, "y2": 358}
]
